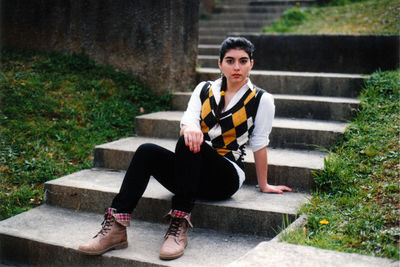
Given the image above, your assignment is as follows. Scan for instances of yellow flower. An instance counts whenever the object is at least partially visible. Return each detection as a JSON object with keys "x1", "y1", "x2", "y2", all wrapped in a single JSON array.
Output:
[
  {"x1": 296, "y1": 2, "x2": 301, "y2": 6},
  {"x1": 320, "y1": 219, "x2": 329, "y2": 225},
  {"x1": 220, "y1": 91, "x2": 225, "y2": 96}
]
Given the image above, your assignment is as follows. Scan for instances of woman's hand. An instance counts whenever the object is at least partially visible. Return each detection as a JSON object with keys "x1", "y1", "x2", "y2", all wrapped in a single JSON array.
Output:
[
  {"x1": 260, "y1": 184, "x2": 292, "y2": 194},
  {"x1": 181, "y1": 124, "x2": 203, "y2": 153}
]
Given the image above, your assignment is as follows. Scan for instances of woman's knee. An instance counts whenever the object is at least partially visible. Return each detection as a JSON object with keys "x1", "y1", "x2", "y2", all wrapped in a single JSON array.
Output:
[{"x1": 132, "y1": 143, "x2": 157, "y2": 164}]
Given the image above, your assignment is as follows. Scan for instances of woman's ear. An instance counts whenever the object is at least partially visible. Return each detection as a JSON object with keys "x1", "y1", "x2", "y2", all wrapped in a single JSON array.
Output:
[
  {"x1": 218, "y1": 59, "x2": 222, "y2": 70},
  {"x1": 250, "y1": 59, "x2": 254, "y2": 69}
]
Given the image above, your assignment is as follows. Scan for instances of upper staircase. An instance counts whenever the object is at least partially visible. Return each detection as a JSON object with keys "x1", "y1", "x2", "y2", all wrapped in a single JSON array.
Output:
[
  {"x1": 0, "y1": 1, "x2": 370, "y2": 266},
  {"x1": 198, "y1": 0, "x2": 316, "y2": 48}
]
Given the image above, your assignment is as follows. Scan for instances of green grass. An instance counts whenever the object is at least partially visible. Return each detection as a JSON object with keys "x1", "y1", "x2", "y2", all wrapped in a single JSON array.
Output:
[
  {"x1": 263, "y1": 0, "x2": 400, "y2": 34},
  {"x1": 280, "y1": 69, "x2": 400, "y2": 260},
  {"x1": 0, "y1": 48, "x2": 170, "y2": 220},
  {"x1": 262, "y1": 0, "x2": 400, "y2": 259}
]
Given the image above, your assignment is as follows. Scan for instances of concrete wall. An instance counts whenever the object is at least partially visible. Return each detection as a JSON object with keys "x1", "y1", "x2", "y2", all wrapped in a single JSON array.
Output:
[
  {"x1": 200, "y1": 0, "x2": 216, "y2": 18},
  {"x1": 235, "y1": 34, "x2": 400, "y2": 74},
  {"x1": 0, "y1": 0, "x2": 199, "y2": 94}
]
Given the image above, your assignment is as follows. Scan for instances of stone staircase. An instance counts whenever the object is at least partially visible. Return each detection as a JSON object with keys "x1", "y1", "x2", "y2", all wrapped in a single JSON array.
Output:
[
  {"x1": 0, "y1": 1, "x2": 372, "y2": 266},
  {"x1": 0, "y1": 67, "x2": 364, "y2": 265},
  {"x1": 198, "y1": 0, "x2": 316, "y2": 54}
]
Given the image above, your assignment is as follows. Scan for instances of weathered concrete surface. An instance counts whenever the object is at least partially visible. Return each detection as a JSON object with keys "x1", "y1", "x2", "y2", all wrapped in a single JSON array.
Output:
[
  {"x1": 197, "y1": 68, "x2": 366, "y2": 97},
  {"x1": 214, "y1": 4, "x2": 288, "y2": 14},
  {"x1": 199, "y1": 0, "x2": 215, "y2": 18},
  {"x1": 208, "y1": 11, "x2": 282, "y2": 20},
  {"x1": 199, "y1": 35, "x2": 227, "y2": 45},
  {"x1": 227, "y1": 241, "x2": 399, "y2": 267},
  {"x1": 134, "y1": 111, "x2": 347, "y2": 149},
  {"x1": 233, "y1": 34, "x2": 400, "y2": 74},
  {"x1": 248, "y1": 0, "x2": 316, "y2": 6},
  {"x1": 200, "y1": 27, "x2": 261, "y2": 36},
  {"x1": 94, "y1": 136, "x2": 326, "y2": 191},
  {"x1": 0, "y1": 0, "x2": 199, "y2": 94},
  {"x1": 0, "y1": 205, "x2": 266, "y2": 266},
  {"x1": 273, "y1": 94, "x2": 359, "y2": 121},
  {"x1": 44, "y1": 168, "x2": 309, "y2": 237},
  {"x1": 199, "y1": 20, "x2": 272, "y2": 28},
  {"x1": 172, "y1": 91, "x2": 359, "y2": 121}
]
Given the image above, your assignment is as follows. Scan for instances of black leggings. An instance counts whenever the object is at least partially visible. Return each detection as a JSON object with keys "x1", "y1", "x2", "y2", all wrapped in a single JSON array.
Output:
[{"x1": 111, "y1": 136, "x2": 240, "y2": 213}]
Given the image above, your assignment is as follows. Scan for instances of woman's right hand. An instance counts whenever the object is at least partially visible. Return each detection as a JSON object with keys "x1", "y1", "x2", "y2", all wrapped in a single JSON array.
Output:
[{"x1": 181, "y1": 124, "x2": 203, "y2": 153}]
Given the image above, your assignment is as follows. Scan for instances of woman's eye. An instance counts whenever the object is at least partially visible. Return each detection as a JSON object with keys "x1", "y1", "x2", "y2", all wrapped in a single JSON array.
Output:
[
  {"x1": 240, "y1": 59, "x2": 248, "y2": 64},
  {"x1": 226, "y1": 59, "x2": 233, "y2": 64}
]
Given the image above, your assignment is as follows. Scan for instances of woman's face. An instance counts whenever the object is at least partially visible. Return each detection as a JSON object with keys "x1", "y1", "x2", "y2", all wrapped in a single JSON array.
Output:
[{"x1": 218, "y1": 49, "x2": 254, "y2": 86}]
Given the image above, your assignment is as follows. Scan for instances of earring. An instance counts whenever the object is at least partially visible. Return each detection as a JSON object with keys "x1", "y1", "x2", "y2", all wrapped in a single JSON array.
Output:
[{"x1": 220, "y1": 72, "x2": 225, "y2": 78}]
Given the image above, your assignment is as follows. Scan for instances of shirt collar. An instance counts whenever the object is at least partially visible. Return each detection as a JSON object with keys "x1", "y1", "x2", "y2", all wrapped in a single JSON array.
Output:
[
  {"x1": 214, "y1": 78, "x2": 254, "y2": 91},
  {"x1": 246, "y1": 78, "x2": 255, "y2": 91}
]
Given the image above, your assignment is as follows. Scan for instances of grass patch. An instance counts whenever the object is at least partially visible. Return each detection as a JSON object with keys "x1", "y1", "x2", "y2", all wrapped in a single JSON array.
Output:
[
  {"x1": 280, "y1": 69, "x2": 400, "y2": 260},
  {"x1": 0, "y1": 48, "x2": 170, "y2": 220},
  {"x1": 263, "y1": 0, "x2": 400, "y2": 34}
]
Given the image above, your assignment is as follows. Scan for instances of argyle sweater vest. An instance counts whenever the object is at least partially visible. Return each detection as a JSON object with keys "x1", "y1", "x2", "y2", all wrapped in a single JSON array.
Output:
[{"x1": 199, "y1": 82, "x2": 265, "y2": 169}]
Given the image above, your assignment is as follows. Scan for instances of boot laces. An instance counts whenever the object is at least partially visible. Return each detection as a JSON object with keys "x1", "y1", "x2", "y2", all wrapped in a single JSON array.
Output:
[
  {"x1": 165, "y1": 218, "x2": 185, "y2": 238},
  {"x1": 94, "y1": 213, "x2": 114, "y2": 238}
]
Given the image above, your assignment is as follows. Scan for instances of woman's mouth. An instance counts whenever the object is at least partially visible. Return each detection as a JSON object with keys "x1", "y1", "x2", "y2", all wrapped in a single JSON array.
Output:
[{"x1": 232, "y1": 74, "x2": 241, "y2": 78}]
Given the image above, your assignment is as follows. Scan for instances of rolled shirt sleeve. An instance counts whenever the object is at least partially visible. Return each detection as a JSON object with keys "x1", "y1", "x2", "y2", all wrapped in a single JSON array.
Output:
[
  {"x1": 249, "y1": 92, "x2": 275, "y2": 152},
  {"x1": 180, "y1": 81, "x2": 205, "y2": 129}
]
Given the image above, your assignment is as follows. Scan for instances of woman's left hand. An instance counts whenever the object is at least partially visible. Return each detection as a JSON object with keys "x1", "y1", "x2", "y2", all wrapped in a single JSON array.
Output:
[{"x1": 260, "y1": 184, "x2": 292, "y2": 194}]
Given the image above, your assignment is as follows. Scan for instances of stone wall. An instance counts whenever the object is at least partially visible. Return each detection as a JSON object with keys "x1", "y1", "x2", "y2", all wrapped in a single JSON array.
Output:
[
  {"x1": 1, "y1": 0, "x2": 199, "y2": 94},
  {"x1": 199, "y1": 0, "x2": 216, "y2": 18},
  {"x1": 235, "y1": 34, "x2": 399, "y2": 74}
]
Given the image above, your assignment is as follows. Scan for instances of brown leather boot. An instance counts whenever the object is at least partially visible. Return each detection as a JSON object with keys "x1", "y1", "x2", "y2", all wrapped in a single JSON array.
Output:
[
  {"x1": 159, "y1": 213, "x2": 193, "y2": 260},
  {"x1": 78, "y1": 211, "x2": 128, "y2": 255}
]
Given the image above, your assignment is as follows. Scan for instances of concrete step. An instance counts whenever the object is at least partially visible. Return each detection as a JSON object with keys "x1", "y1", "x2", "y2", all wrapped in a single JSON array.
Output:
[
  {"x1": 172, "y1": 91, "x2": 359, "y2": 121},
  {"x1": 199, "y1": 19, "x2": 273, "y2": 28},
  {"x1": 228, "y1": 241, "x2": 399, "y2": 267},
  {"x1": 217, "y1": 0, "x2": 316, "y2": 5},
  {"x1": 199, "y1": 27, "x2": 262, "y2": 36},
  {"x1": 43, "y1": 168, "x2": 309, "y2": 237},
  {"x1": 0, "y1": 204, "x2": 266, "y2": 266},
  {"x1": 208, "y1": 12, "x2": 282, "y2": 20},
  {"x1": 198, "y1": 44, "x2": 221, "y2": 55},
  {"x1": 93, "y1": 137, "x2": 326, "y2": 191},
  {"x1": 135, "y1": 111, "x2": 347, "y2": 150},
  {"x1": 273, "y1": 94, "x2": 359, "y2": 121},
  {"x1": 199, "y1": 35, "x2": 227, "y2": 45},
  {"x1": 214, "y1": 4, "x2": 287, "y2": 13},
  {"x1": 197, "y1": 68, "x2": 365, "y2": 98},
  {"x1": 198, "y1": 55, "x2": 220, "y2": 68},
  {"x1": 248, "y1": 0, "x2": 317, "y2": 6}
]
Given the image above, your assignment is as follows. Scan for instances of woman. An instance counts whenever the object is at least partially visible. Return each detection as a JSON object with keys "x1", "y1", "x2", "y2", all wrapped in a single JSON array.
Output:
[{"x1": 78, "y1": 37, "x2": 292, "y2": 260}]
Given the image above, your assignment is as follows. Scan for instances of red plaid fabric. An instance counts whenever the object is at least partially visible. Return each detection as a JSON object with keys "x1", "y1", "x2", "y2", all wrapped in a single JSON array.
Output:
[
  {"x1": 169, "y1": 209, "x2": 191, "y2": 219},
  {"x1": 107, "y1": 208, "x2": 131, "y2": 226}
]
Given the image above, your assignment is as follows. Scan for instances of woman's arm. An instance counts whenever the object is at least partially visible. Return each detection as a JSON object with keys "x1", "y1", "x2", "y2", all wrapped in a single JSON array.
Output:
[
  {"x1": 180, "y1": 82, "x2": 208, "y2": 154},
  {"x1": 254, "y1": 146, "x2": 292, "y2": 194}
]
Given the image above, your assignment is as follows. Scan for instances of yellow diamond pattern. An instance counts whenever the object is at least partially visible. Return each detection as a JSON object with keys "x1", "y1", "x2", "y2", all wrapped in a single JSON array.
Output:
[
  {"x1": 222, "y1": 127, "x2": 236, "y2": 147},
  {"x1": 232, "y1": 106, "x2": 247, "y2": 127}
]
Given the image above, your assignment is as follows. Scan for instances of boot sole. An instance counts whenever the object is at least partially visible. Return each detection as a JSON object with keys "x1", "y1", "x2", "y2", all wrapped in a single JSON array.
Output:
[
  {"x1": 159, "y1": 250, "x2": 184, "y2": 260},
  {"x1": 159, "y1": 242, "x2": 187, "y2": 260},
  {"x1": 78, "y1": 241, "x2": 128, "y2": 256}
]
